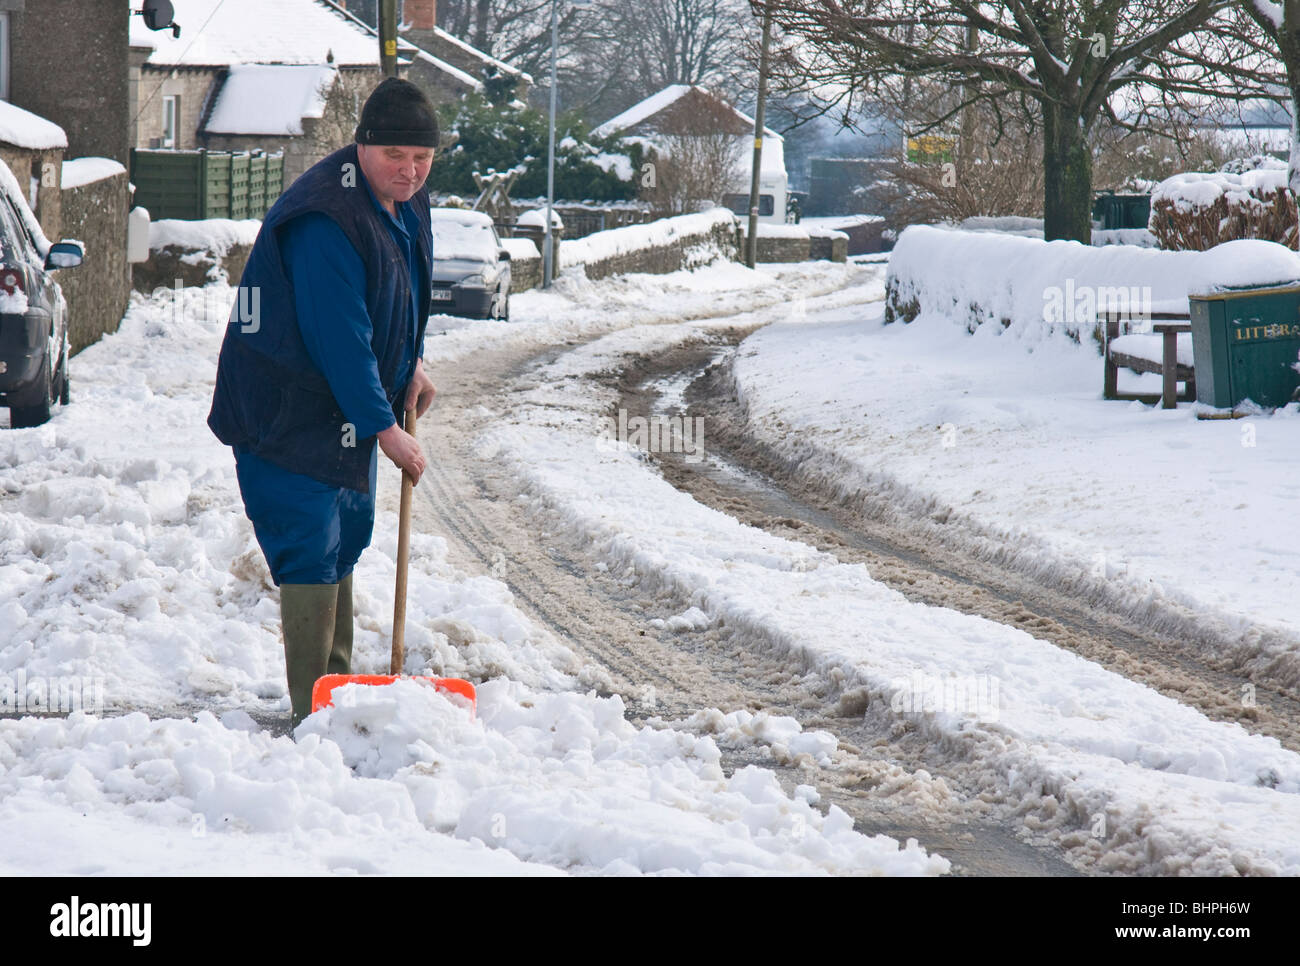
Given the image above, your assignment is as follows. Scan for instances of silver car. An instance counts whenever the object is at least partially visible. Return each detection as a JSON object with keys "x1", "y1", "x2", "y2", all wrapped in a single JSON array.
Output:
[{"x1": 428, "y1": 208, "x2": 511, "y2": 320}]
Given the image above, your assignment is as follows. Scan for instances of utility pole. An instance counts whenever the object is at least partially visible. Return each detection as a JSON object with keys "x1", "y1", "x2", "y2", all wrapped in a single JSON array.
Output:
[
  {"x1": 543, "y1": 0, "x2": 559, "y2": 287},
  {"x1": 542, "y1": 0, "x2": 588, "y2": 287},
  {"x1": 745, "y1": 1, "x2": 773, "y2": 269},
  {"x1": 379, "y1": 0, "x2": 398, "y2": 77}
]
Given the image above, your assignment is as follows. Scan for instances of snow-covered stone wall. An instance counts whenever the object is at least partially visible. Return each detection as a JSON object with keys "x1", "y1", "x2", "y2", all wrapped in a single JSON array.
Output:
[
  {"x1": 885, "y1": 225, "x2": 1300, "y2": 345},
  {"x1": 559, "y1": 207, "x2": 740, "y2": 281}
]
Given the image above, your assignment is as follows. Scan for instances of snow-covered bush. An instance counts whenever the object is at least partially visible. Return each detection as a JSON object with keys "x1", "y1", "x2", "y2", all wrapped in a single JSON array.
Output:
[{"x1": 1149, "y1": 159, "x2": 1296, "y2": 251}]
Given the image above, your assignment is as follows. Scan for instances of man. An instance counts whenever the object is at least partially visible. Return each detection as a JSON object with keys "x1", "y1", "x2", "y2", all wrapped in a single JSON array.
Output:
[{"x1": 207, "y1": 77, "x2": 439, "y2": 727}]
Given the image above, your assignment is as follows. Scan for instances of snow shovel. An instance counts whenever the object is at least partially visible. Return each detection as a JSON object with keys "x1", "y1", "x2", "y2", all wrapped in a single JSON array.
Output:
[{"x1": 311, "y1": 405, "x2": 478, "y2": 716}]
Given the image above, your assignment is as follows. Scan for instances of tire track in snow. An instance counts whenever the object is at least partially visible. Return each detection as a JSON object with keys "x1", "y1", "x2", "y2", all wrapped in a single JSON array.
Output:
[{"x1": 414, "y1": 300, "x2": 1083, "y2": 876}]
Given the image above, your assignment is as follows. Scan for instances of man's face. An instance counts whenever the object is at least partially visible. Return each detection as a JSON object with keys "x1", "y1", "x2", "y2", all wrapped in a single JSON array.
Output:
[{"x1": 357, "y1": 143, "x2": 435, "y2": 205}]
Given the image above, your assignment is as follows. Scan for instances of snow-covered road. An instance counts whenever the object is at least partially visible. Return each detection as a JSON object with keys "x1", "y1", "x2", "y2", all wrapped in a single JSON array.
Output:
[{"x1": 4, "y1": 250, "x2": 1297, "y2": 875}]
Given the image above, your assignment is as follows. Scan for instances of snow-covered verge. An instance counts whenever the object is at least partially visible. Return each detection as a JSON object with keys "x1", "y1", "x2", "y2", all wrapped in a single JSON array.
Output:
[
  {"x1": 728, "y1": 298, "x2": 1300, "y2": 686},
  {"x1": 480, "y1": 304, "x2": 1300, "y2": 875},
  {"x1": 0, "y1": 265, "x2": 944, "y2": 875},
  {"x1": 886, "y1": 225, "x2": 1300, "y2": 340}
]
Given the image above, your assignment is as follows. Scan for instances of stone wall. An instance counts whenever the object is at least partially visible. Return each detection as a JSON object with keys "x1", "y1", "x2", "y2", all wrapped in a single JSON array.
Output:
[
  {"x1": 560, "y1": 208, "x2": 741, "y2": 282},
  {"x1": 59, "y1": 169, "x2": 131, "y2": 354},
  {"x1": 0, "y1": 146, "x2": 64, "y2": 241}
]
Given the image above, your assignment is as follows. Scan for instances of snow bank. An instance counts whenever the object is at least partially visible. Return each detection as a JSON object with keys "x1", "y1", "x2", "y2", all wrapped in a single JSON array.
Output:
[
  {"x1": 0, "y1": 676, "x2": 945, "y2": 875},
  {"x1": 61, "y1": 158, "x2": 127, "y2": 190},
  {"x1": 149, "y1": 218, "x2": 263, "y2": 255},
  {"x1": 886, "y1": 225, "x2": 1300, "y2": 342}
]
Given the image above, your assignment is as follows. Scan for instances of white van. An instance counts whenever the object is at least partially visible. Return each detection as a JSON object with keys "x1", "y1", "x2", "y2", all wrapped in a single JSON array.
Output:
[{"x1": 722, "y1": 134, "x2": 788, "y2": 224}]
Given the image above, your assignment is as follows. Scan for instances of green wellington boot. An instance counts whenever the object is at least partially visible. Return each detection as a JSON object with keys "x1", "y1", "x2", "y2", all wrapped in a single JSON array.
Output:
[
  {"x1": 327, "y1": 572, "x2": 354, "y2": 676},
  {"x1": 279, "y1": 582, "x2": 340, "y2": 727}
]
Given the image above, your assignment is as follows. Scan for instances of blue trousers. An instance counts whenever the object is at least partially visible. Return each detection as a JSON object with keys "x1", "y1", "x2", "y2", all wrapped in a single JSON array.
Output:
[{"x1": 233, "y1": 444, "x2": 377, "y2": 585}]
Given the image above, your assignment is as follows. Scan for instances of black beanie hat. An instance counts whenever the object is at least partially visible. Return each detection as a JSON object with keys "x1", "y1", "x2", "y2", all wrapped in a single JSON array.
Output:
[{"x1": 355, "y1": 77, "x2": 439, "y2": 147}]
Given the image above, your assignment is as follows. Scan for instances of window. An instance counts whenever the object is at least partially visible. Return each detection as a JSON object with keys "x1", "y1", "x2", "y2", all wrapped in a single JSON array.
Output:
[
  {"x1": 722, "y1": 193, "x2": 774, "y2": 217},
  {"x1": 162, "y1": 95, "x2": 179, "y2": 149}
]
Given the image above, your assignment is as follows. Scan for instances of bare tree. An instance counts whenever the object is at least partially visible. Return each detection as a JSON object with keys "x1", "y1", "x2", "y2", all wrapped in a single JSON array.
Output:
[
  {"x1": 758, "y1": 0, "x2": 1252, "y2": 242},
  {"x1": 438, "y1": 0, "x2": 757, "y2": 124}
]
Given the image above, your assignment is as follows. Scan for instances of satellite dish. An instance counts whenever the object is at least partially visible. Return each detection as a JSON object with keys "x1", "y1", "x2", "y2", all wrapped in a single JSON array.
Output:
[{"x1": 140, "y1": 0, "x2": 181, "y2": 37}]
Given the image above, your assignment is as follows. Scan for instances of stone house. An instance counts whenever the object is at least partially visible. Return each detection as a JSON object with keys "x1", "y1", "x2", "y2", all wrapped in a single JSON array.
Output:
[{"x1": 130, "y1": 0, "x2": 529, "y2": 184}]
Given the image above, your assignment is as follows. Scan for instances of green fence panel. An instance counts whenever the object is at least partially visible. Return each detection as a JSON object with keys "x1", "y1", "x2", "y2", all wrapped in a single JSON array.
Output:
[
  {"x1": 229, "y1": 153, "x2": 251, "y2": 220},
  {"x1": 266, "y1": 153, "x2": 283, "y2": 204},
  {"x1": 248, "y1": 153, "x2": 267, "y2": 218},
  {"x1": 131, "y1": 148, "x2": 287, "y2": 222}
]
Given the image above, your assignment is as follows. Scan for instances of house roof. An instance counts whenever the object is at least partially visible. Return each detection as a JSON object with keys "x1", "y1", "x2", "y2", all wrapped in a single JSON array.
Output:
[
  {"x1": 204, "y1": 64, "x2": 338, "y2": 135},
  {"x1": 0, "y1": 100, "x2": 67, "y2": 150},
  {"x1": 593, "y1": 84, "x2": 781, "y2": 140},
  {"x1": 129, "y1": 0, "x2": 413, "y2": 67},
  {"x1": 417, "y1": 24, "x2": 532, "y2": 84}
]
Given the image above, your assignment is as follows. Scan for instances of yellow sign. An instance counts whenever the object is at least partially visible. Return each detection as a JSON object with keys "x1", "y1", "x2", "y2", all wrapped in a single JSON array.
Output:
[{"x1": 1233, "y1": 322, "x2": 1300, "y2": 342}]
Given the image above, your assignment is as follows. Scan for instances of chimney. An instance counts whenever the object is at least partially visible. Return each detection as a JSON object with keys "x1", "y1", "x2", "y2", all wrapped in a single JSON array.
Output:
[{"x1": 405, "y1": 0, "x2": 436, "y2": 30}]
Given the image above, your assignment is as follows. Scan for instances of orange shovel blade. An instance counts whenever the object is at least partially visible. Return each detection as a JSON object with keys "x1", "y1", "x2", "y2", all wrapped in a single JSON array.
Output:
[{"x1": 310, "y1": 674, "x2": 477, "y2": 714}]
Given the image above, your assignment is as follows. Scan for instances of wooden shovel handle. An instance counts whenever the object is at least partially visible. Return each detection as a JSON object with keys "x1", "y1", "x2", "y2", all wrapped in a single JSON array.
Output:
[{"x1": 391, "y1": 405, "x2": 417, "y2": 675}]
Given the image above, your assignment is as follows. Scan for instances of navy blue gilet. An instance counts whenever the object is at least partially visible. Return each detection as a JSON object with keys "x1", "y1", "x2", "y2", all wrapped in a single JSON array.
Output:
[{"x1": 206, "y1": 143, "x2": 432, "y2": 493}]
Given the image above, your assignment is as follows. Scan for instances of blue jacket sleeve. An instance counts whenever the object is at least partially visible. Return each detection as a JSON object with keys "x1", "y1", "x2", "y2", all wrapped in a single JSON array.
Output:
[{"x1": 280, "y1": 212, "x2": 396, "y2": 440}]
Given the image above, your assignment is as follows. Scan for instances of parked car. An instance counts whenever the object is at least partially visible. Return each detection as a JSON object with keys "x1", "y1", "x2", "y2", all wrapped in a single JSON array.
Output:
[
  {"x1": 0, "y1": 161, "x2": 83, "y2": 428},
  {"x1": 428, "y1": 208, "x2": 511, "y2": 320}
]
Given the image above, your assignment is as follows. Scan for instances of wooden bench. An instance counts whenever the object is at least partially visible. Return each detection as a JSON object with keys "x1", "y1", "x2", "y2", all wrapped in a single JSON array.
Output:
[{"x1": 1102, "y1": 312, "x2": 1195, "y2": 409}]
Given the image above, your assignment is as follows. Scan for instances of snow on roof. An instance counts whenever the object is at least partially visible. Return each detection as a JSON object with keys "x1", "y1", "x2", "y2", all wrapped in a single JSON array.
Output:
[
  {"x1": 129, "y1": 0, "x2": 397, "y2": 66},
  {"x1": 424, "y1": 25, "x2": 532, "y2": 84},
  {"x1": 411, "y1": 48, "x2": 481, "y2": 92},
  {"x1": 0, "y1": 100, "x2": 68, "y2": 150},
  {"x1": 593, "y1": 85, "x2": 780, "y2": 140},
  {"x1": 205, "y1": 64, "x2": 337, "y2": 135},
  {"x1": 62, "y1": 157, "x2": 128, "y2": 189}
]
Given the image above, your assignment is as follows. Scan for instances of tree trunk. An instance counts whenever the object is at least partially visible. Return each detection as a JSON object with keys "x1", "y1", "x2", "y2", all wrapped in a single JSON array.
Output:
[{"x1": 1042, "y1": 100, "x2": 1093, "y2": 244}]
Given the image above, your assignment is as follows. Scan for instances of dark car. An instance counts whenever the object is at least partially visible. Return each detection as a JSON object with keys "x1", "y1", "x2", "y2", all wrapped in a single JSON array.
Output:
[
  {"x1": 428, "y1": 208, "x2": 511, "y2": 320},
  {"x1": 0, "y1": 161, "x2": 83, "y2": 428}
]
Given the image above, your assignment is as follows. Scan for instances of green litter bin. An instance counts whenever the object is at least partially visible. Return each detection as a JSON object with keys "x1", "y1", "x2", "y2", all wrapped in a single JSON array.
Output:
[
  {"x1": 1092, "y1": 192, "x2": 1152, "y2": 231},
  {"x1": 1188, "y1": 283, "x2": 1300, "y2": 409}
]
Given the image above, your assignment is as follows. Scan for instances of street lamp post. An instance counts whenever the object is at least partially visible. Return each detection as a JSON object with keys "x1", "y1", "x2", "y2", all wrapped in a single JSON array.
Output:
[
  {"x1": 543, "y1": 0, "x2": 589, "y2": 288},
  {"x1": 746, "y1": 1, "x2": 773, "y2": 269}
]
